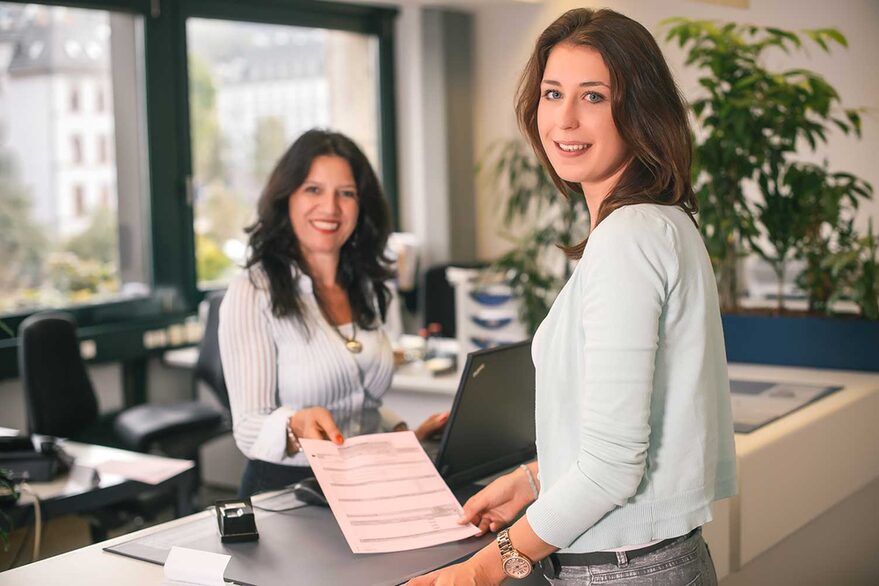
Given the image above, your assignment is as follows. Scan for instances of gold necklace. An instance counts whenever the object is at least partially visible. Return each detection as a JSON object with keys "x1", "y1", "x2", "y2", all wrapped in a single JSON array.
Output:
[
  {"x1": 335, "y1": 321, "x2": 363, "y2": 354},
  {"x1": 316, "y1": 296, "x2": 362, "y2": 354}
]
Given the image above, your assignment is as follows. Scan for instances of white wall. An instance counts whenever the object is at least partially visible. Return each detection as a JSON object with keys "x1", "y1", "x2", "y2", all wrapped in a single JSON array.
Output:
[{"x1": 471, "y1": 0, "x2": 879, "y2": 260}]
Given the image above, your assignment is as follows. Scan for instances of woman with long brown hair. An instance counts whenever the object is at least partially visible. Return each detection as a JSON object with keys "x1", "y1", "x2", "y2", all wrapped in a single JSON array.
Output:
[
  {"x1": 408, "y1": 9, "x2": 736, "y2": 585},
  {"x1": 219, "y1": 129, "x2": 446, "y2": 497}
]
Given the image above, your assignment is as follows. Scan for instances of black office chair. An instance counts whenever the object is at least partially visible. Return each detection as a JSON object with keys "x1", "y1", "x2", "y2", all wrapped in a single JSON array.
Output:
[
  {"x1": 17, "y1": 312, "x2": 226, "y2": 461},
  {"x1": 194, "y1": 291, "x2": 230, "y2": 413},
  {"x1": 16, "y1": 312, "x2": 228, "y2": 539}
]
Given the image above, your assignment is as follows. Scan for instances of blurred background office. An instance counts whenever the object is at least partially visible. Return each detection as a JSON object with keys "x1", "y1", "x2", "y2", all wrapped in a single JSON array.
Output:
[{"x1": 0, "y1": 0, "x2": 877, "y2": 583}]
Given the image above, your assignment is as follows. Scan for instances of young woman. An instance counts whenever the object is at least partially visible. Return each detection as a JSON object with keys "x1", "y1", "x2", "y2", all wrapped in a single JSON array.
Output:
[
  {"x1": 219, "y1": 129, "x2": 446, "y2": 497},
  {"x1": 408, "y1": 8, "x2": 736, "y2": 585}
]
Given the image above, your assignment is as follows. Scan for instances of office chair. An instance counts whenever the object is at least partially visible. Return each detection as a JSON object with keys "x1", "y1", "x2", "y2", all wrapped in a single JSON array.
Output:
[
  {"x1": 17, "y1": 312, "x2": 227, "y2": 539},
  {"x1": 18, "y1": 312, "x2": 225, "y2": 456},
  {"x1": 194, "y1": 291, "x2": 230, "y2": 412}
]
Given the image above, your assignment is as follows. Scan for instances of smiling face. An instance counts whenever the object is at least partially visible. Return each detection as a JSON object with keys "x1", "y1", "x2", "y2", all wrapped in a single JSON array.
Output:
[
  {"x1": 537, "y1": 43, "x2": 630, "y2": 200},
  {"x1": 288, "y1": 155, "x2": 359, "y2": 259}
]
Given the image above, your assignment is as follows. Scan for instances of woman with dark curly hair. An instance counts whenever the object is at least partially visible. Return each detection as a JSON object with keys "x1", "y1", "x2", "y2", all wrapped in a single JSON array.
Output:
[{"x1": 219, "y1": 129, "x2": 446, "y2": 497}]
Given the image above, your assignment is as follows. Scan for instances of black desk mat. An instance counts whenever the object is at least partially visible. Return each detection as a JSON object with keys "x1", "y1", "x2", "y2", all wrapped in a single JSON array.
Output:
[{"x1": 105, "y1": 489, "x2": 492, "y2": 586}]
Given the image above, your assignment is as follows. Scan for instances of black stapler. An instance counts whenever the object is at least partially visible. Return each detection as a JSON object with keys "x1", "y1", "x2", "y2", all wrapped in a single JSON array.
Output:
[{"x1": 215, "y1": 497, "x2": 259, "y2": 543}]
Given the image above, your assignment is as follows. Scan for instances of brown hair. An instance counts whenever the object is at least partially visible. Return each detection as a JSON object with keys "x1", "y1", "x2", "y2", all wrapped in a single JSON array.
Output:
[{"x1": 516, "y1": 8, "x2": 697, "y2": 258}]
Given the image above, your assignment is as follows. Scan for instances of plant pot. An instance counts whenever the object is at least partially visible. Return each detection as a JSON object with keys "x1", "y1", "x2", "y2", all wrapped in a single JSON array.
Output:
[{"x1": 721, "y1": 313, "x2": 879, "y2": 372}]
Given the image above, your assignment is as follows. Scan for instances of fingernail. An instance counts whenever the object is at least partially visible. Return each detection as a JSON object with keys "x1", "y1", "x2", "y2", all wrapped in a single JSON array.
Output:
[{"x1": 335, "y1": 434, "x2": 344, "y2": 444}]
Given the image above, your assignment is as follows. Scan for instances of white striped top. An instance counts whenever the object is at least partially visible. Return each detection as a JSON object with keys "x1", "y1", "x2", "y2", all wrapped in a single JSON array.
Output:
[{"x1": 218, "y1": 264, "x2": 396, "y2": 466}]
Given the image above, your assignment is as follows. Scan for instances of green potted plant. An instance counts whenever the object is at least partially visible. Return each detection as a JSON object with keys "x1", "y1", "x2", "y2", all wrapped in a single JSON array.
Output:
[
  {"x1": 665, "y1": 18, "x2": 877, "y2": 370},
  {"x1": 825, "y1": 220, "x2": 879, "y2": 319},
  {"x1": 663, "y1": 19, "x2": 867, "y2": 309}
]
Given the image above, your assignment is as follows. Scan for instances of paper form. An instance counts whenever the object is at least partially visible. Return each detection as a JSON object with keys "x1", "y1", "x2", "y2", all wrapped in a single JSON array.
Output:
[{"x1": 299, "y1": 431, "x2": 481, "y2": 553}]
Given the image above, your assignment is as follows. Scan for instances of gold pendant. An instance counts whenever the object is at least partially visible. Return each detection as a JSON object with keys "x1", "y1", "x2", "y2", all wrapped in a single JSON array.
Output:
[{"x1": 345, "y1": 339, "x2": 363, "y2": 354}]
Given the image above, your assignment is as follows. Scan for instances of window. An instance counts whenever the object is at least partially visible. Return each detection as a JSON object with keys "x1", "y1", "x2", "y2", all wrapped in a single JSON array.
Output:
[
  {"x1": 187, "y1": 17, "x2": 384, "y2": 288},
  {"x1": 71, "y1": 134, "x2": 83, "y2": 164},
  {"x1": 73, "y1": 184, "x2": 85, "y2": 216},
  {"x1": 0, "y1": 0, "x2": 396, "y2": 364},
  {"x1": 69, "y1": 85, "x2": 80, "y2": 112},
  {"x1": 0, "y1": 3, "x2": 150, "y2": 316},
  {"x1": 98, "y1": 134, "x2": 108, "y2": 163}
]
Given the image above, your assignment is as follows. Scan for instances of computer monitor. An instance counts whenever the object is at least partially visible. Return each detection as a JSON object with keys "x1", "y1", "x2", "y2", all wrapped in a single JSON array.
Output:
[{"x1": 434, "y1": 340, "x2": 536, "y2": 488}]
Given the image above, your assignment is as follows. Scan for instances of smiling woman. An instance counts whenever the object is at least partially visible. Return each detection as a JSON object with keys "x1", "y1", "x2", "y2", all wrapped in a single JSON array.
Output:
[
  {"x1": 407, "y1": 8, "x2": 734, "y2": 586},
  {"x1": 218, "y1": 129, "x2": 448, "y2": 497},
  {"x1": 536, "y1": 44, "x2": 629, "y2": 213}
]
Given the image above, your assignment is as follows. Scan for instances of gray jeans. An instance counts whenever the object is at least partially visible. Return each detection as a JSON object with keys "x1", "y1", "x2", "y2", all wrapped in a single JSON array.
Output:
[{"x1": 544, "y1": 529, "x2": 717, "y2": 585}]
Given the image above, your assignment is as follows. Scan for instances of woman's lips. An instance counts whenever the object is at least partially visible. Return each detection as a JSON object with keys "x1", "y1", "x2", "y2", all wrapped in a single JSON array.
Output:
[
  {"x1": 310, "y1": 220, "x2": 341, "y2": 234},
  {"x1": 553, "y1": 141, "x2": 592, "y2": 157}
]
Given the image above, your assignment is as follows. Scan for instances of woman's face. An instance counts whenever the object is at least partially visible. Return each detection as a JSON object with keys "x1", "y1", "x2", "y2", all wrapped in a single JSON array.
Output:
[
  {"x1": 288, "y1": 155, "x2": 359, "y2": 258},
  {"x1": 537, "y1": 43, "x2": 630, "y2": 196}
]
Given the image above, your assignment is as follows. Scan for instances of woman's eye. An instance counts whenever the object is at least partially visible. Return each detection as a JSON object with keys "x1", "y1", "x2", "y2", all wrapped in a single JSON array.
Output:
[
  {"x1": 340, "y1": 190, "x2": 357, "y2": 199},
  {"x1": 542, "y1": 89, "x2": 562, "y2": 100},
  {"x1": 584, "y1": 91, "x2": 605, "y2": 104},
  {"x1": 304, "y1": 185, "x2": 320, "y2": 194}
]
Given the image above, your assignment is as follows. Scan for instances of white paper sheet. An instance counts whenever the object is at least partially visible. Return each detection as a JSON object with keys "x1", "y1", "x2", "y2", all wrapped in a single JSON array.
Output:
[
  {"x1": 162, "y1": 546, "x2": 230, "y2": 586},
  {"x1": 299, "y1": 431, "x2": 480, "y2": 554},
  {"x1": 96, "y1": 455, "x2": 193, "y2": 485}
]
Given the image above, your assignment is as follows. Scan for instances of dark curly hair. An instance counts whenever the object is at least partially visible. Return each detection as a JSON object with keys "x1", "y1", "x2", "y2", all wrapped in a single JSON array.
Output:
[{"x1": 245, "y1": 129, "x2": 393, "y2": 329}]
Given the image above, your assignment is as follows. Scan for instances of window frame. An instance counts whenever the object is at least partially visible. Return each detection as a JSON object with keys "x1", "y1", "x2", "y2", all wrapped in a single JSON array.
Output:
[{"x1": 0, "y1": 0, "x2": 399, "y2": 379}]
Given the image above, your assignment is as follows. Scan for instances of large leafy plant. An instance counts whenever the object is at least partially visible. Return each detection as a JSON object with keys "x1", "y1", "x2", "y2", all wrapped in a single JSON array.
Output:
[{"x1": 664, "y1": 19, "x2": 872, "y2": 313}]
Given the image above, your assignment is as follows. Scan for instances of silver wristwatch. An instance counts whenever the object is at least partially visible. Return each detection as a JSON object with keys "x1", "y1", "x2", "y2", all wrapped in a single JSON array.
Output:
[{"x1": 497, "y1": 528, "x2": 533, "y2": 579}]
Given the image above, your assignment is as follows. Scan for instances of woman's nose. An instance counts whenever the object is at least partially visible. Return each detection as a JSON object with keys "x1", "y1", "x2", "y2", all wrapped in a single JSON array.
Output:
[
  {"x1": 317, "y1": 191, "x2": 341, "y2": 215},
  {"x1": 558, "y1": 99, "x2": 579, "y2": 130}
]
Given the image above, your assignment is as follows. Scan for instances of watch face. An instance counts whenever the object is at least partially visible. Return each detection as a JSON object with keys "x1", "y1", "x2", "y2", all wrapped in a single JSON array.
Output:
[{"x1": 503, "y1": 556, "x2": 532, "y2": 579}]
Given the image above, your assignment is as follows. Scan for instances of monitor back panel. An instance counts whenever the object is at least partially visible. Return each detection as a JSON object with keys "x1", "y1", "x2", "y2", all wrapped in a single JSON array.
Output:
[{"x1": 435, "y1": 341, "x2": 536, "y2": 488}]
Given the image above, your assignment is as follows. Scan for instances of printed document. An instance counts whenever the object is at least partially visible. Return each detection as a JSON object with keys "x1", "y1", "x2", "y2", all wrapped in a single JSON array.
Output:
[{"x1": 299, "y1": 431, "x2": 481, "y2": 553}]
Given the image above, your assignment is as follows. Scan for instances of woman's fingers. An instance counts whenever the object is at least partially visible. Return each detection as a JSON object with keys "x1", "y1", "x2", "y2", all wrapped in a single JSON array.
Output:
[
  {"x1": 414, "y1": 412, "x2": 450, "y2": 441},
  {"x1": 313, "y1": 408, "x2": 344, "y2": 444},
  {"x1": 295, "y1": 408, "x2": 343, "y2": 443},
  {"x1": 458, "y1": 491, "x2": 488, "y2": 524}
]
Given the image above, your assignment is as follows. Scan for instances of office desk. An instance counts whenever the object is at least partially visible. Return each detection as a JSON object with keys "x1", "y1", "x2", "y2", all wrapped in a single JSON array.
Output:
[
  {"x1": 382, "y1": 363, "x2": 879, "y2": 581},
  {"x1": 1, "y1": 429, "x2": 195, "y2": 529},
  {"x1": 1, "y1": 504, "x2": 210, "y2": 586},
  {"x1": 1, "y1": 488, "x2": 553, "y2": 586},
  {"x1": 153, "y1": 357, "x2": 879, "y2": 581}
]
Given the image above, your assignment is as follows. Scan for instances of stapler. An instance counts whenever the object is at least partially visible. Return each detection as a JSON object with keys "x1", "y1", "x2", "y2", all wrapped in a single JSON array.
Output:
[{"x1": 215, "y1": 497, "x2": 259, "y2": 543}]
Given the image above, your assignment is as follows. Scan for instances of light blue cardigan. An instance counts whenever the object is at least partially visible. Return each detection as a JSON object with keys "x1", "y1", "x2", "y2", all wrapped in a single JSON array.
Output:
[{"x1": 526, "y1": 203, "x2": 738, "y2": 552}]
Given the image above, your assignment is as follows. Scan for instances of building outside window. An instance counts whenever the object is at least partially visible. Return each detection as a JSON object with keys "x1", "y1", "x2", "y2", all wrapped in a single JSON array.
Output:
[
  {"x1": 69, "y1": 84, "x2": 79, "y2": 111},
  {"x1": 0, "y1": 3, "x2": 149, "y2": 315},
  {"x1": 71, "y1": 134, "x2": 82, "y2": 164},
  {"x1": 73, "y1": 183, "x2": 85, "y2": 216}
]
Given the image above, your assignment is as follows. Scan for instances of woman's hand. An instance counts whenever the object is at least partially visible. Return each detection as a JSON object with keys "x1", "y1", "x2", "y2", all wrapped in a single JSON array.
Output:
[
  {"x1": 289, "y1": 407, "x2": 344, "y2": 444},
  {"x1": 413, "y1": 412, "x2": 449, "y2": 442},
  {"x1": 459, "y1": 466, "x2": 537, "y2": 535}
]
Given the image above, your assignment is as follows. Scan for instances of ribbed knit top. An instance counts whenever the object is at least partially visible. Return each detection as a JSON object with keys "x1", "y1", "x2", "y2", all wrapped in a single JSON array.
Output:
[
  {"x1": 526, "y1": 204, "x2": 738, "y2": 552},
  {"x1": 218, "y1": 265, "x2": 395, "y2": 466}
]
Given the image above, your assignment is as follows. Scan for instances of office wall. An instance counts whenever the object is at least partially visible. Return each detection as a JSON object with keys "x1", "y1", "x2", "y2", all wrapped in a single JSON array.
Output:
[{"x1": 471, "y1": 0, "x2": 879, "y2": 260}]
